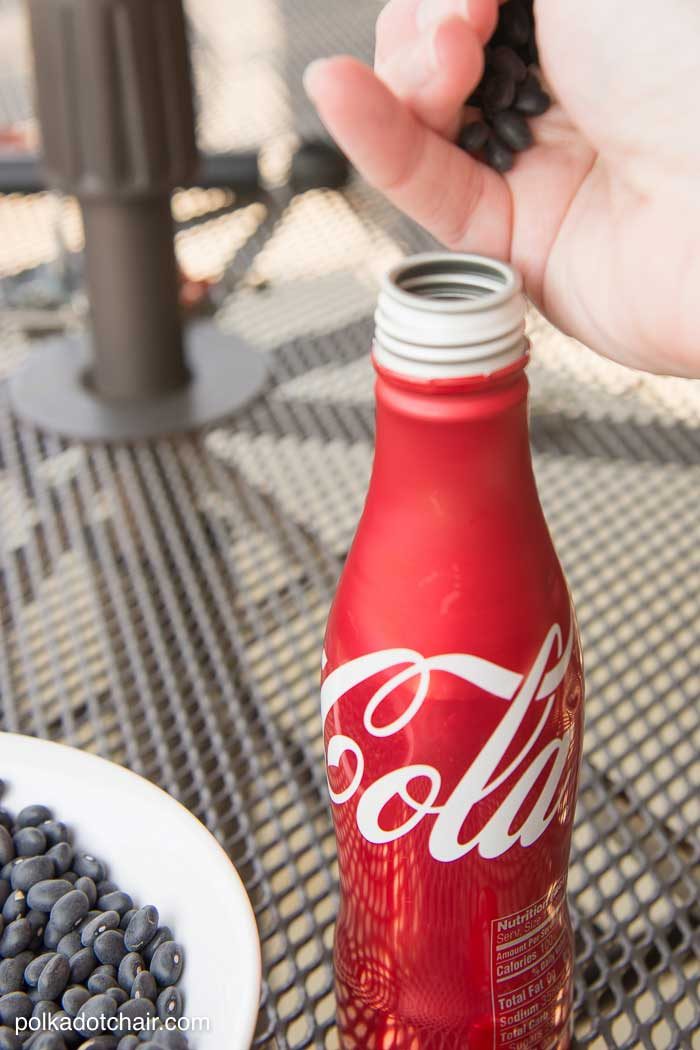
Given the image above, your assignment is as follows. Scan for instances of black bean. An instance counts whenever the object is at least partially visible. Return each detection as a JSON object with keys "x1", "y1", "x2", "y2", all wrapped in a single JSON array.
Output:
[
  {"x1": 458, "y1": 121, "x2": 490, "y2": 155},
  {"x1": 0, "y1": 832, "x2": 14, "y2": 869},
  {"x1": 96, "y1": 893, "x2": 132, "y2": 918},
  {"x1": 24, "y1": 951, "x2": 56, "y2": 986},
  {"x1": 73, "y1": 856, "x2": 105, "y2": 883},
  {"x1": 49, "y1": 1010, "x2": 77, "y2": 1044},
  {"x1": 43, "y1": 923, "x2": 63, "y2": 950},
  {"x1": 13, "y1": 828, "x2": 46, "y2": 858},
  {"x1": 481, "y1": 72, "x2": 516, "y2": 114},
  {"x1": 11, "y1": 857, "x2": 54, "y2": 893},
  {"x1": 69, "y1": 946, "x2": 98, "y2": 986},
  {"x1": 0, "y1": 865, "x2": 15, "y2": 884},
  {"x1": 74, "y1": 878, "x2": 97, "y2": 909},
  {"x1": 108, "y1": 986, "x2": 128, "y2": 1007},
  {"x1": 156, "y1": 986, "x2": 183, "y2": 1024},
  {"x1": 62, "y1": 872, "x2": 78, "y2": 886},
  {"x1": 37, "y1": 953, "x2": 71, "y2": 1000},
  {"x1": 142, "y1": 929, "x2": 172, "y2": 966},
  {"x1": 62, "y1": 983, "x2": 91, "y2": 1017},
  {"x1": 489, "y1": 45, "x2": 527, "y2": 83},
  {"x1": 50, "y1": 891, "x2": 89, "y2": 934},
  {"x1": 2, "y1": 891, "x2": 25, "y2": 923},
  {"x1": 131, "y1": 971, "x2": 157, "y2": 1003},
  {"x1": 81, "y1": 911, "x2": 120, "y2": 949},
  {"x1": 79, "y1": 1039, "x2": 119, "y2": 1050},
  {"x1": 0, "y1": 918, "x2": 32, "y2": 957},
  {"x1": 57, "y1": 929, "x2": 83, "y2": 958},
  {"x1": 148, "y1": 1032, "x2": 188, "y2": 1050},
  {"x1": 486, "y1": 134, "x2": 515, "y2": 172},
  {"x1": 0, "y1": 991, "x2": 32, "y2": 1026},
  {"x1": 32, "y1": 996, "x2": 61, "y2": 1021},
  {"x1": 0, "y1": 884, "x2": 9, "y2": 912},
  {"x1": 74, "y1": 993, "x2": 117, "y2": 1033},
  {"x1": 0, "y1": 953, "x2": 31, "y2": 995},
  {"x1": 116, "y1": 1037, "x2": 138, "y2": 1050},
  {"x1": 149, "y1": 943, "x2": 183, "y2": 988},
  {"x1": 95, "y1": 882, "x2": 118, "y2": 898},
  {"x1": 119, "y1": 909, "x2": 136, "y2": 932},
  {"x1": 93, "y1": 930, "x2": 126, "y2": 967},
  {"x1": 27, "y1": 880, "x2": 73, "y2": 914},
  {"x1": 47, "y1": 844, "x2": 73, "y2": 877},
  {"x1": 28, "y1": 1034, "x2": 67, "y2": 1050},
  {"x1": 27, "y1": 909, "x2": 47, "y2": 950},
  {"x1": 117, "y1": 953, "x2": 144, "y2": 992},
  {"x1": 514, "y1": 74, "x2": 551, "y2": 116},
  {"x1": 492, "y1": 109, "x2": 534, "y2": 151},
  {"x1": 15, "y1": 806, "x2": 52, "y2": 830},
  {"x1": 123, "y1": 908, "x2": 158, "y2": 954},
  {"x1": 39, "y1": 822, "x2": 69, "y2": 848},
  {"x1": 0, "y1": 1027, "x2": 20, "y2": 1050},
  {"x1": 87, "y1": 969, "x2": 118, "y2": 996},
  {"x1": 0, "y1": 814, "x2": 11, "y2": 834},
  {"x1": 499, "y1": 1, "x2": 531, "y2": 47},
  {"x1": 117, "y1": 997, "x2": 155, "y2": 1025}
]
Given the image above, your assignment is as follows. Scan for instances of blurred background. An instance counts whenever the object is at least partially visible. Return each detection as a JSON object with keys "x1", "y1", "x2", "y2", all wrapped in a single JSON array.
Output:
[{"x1": 0, "y1": 1, "x2": 698, "y2": 1048}]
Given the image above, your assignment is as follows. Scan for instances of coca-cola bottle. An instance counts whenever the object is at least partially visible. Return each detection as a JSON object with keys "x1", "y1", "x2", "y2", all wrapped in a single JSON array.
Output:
[{"x1": 321, "y1": 254, "x2": 584, "y2": 1050}]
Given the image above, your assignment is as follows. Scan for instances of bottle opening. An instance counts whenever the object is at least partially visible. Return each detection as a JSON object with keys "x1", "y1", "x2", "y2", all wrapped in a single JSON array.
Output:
[
  {"x1": 374, "y1": 253, "x2": 527, "y2": 380},
  {"x1": 394, "y1": 257, "x2": 510, "y2": 304}
]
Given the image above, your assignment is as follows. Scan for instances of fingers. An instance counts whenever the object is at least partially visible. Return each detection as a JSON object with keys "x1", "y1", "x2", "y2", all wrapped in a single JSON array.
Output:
[
  {"x1": 304, "y1": 56, "x2": 512, "y2": 258},
  {"x1": 379, "y1": 16, "x2": 485, "y2": 139},
  {"x1": 375, "y1": 0, "x2": 499, "y2": 137},
  {"x1": 375, "y1": 0, "x2": 498, "y2": 68}
]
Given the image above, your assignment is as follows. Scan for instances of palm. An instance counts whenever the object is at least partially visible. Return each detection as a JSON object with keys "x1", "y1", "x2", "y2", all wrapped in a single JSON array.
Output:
[{"x1": 305, "y1": 0, "x2": 700, "y2": 377}]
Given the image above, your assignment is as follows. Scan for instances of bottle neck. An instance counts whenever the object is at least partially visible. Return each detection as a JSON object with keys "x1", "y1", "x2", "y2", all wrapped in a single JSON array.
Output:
[{"x1": 369, "y1": 359, "x2": 535, "y2": 508}]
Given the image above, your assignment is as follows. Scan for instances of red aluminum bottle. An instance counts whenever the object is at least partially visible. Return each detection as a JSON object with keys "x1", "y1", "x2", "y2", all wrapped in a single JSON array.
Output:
[{"x1": 321, "y1": 254, "x2": 584, "y2": 1050}]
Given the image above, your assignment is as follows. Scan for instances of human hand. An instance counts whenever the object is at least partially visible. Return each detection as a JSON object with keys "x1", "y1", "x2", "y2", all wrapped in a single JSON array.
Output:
[{"x1": 304, "y1": 0, "x2": 700, "y2": 377}]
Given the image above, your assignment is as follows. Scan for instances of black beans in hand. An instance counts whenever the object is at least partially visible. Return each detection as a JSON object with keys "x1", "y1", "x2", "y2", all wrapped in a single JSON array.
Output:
[
  {"x1": 489, "y1": 45, "x2": 527, "y2": 83},
  {"x1": 458, "y1": 122, "x2": 490, "y2": 155},
  {"x1": 492, "y1": 110, "x2": 533, "y2": 151},
  {"x1": 514, "y1": 74, "x2": 551, "y2": 116},
  {"x1": 481, "y1": 72, "x2": 516, "y2": 114},
  {"x1": 486, "y1": 135, "x2": 515, "y2": 173},
  {"x1": 499, "y1": 1, "x2": 531, "y2": 47}
]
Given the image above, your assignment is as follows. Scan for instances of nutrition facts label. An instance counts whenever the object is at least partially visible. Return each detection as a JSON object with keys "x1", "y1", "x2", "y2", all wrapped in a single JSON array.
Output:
[{"x1": 490, "y1": 877, "x2": 570, "y2": 1050}]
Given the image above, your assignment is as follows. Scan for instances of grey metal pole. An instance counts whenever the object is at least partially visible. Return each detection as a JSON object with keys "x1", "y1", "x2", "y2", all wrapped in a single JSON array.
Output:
[{"x1": 10, "y1": 0, "x2": 266, "y2": 440}]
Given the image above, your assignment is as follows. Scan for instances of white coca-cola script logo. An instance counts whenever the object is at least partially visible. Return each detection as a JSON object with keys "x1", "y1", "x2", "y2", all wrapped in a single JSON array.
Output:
[{"x1": 321, "y1": 624, "x2": 576, "y2": 862}]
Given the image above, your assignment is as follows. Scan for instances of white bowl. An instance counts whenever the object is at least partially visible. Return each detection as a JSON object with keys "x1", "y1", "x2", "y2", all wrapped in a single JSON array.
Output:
[{"x1": 0, "y1": 733, "x2": 261, "y2": 1049}]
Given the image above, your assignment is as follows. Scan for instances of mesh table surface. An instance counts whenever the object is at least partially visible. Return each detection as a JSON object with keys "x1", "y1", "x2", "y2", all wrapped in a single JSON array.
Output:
[{"x1": 0, "y1": 2, "x2": 699, "y2": 1048}]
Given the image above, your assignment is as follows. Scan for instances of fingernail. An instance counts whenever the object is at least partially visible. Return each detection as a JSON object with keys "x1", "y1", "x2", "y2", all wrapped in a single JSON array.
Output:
[
  {"x1": 303, "y1": 58, "x2": 330, "y2": 100},
  {"x1": 378, "y1": 32, "x2": 438, "y2": 92},
  {"x1": 416, "y1": 0, "x2": 468, "y2": 32}
]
